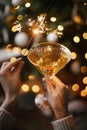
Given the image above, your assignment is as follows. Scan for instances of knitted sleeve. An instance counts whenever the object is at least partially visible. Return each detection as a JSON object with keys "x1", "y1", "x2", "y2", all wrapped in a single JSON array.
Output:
[
  {"x1": 0, "y1": 107, "x2": 15, "y2": 130},
  {"x1": 52, "y1": 115, "x2": 78, "y2": 130}
]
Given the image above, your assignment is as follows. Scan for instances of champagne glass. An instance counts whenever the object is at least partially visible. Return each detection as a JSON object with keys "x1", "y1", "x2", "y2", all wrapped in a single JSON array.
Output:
[
  {"x1": 27, "y1": 42, "x2": 71, "y2": 112},
  {"x1": 27, "y1": 42, "x2": 71, "y2": 78}
]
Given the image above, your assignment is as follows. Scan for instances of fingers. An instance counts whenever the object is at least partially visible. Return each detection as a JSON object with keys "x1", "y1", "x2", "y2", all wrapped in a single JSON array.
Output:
[
  {"x1": 0, "y1": 58, "x2": 23, "y2": 76},
  {"x1": 0, "y1": 62, "x2": 9, "y2": 69},
  {"x1": 50, "y1": 76, "x2": 68, "y2": 90},
  {"x1": 4, "y1": 58, "x2": 22, "y2": 71},
  {"x1": 42, "y1": 78, "x2": 54, "y2": 95},
  {"x1": 42, "y1": 76, "x2": 68, "y2": 96},
  {"x1": 15, "y1": 60, "x2": 24, "y2": 74}
]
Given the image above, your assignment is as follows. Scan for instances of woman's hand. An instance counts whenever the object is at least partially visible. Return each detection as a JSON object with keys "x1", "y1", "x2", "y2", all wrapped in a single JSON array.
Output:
[
  {"x1": 42, "y1": 76, "x2": 69, "y2": 119},
  {"x1": 0, "y1": 58, "x2": 24, "y2": 110}
]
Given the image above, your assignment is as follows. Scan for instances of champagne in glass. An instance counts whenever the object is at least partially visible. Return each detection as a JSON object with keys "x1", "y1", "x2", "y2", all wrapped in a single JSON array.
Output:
[{"x1": 27, "y1": 42, "x2": 71, "y2": 77}]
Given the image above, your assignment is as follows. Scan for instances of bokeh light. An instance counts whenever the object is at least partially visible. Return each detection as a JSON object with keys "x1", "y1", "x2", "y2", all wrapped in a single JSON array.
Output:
[
  {"x1": 50, "y1": 17, "x2": 57, "y2": 22},
  {"x1": 71, "y1": 52, "x2": 77, "y2": 59},
  {"x1": 85, "y1": 53, "x2": 87, "y2": 59},
  {"x1": 73, "y1": 36, "x2": 80, "y2": 43},
  {"x1": 32, "y1": 85, "x2": 40, "y2": 93},
  {"x1": 72, "y1": 84, "x2": 80, "y2": 92},
  {"x1": 80, "y1": 90, "x2": 87, "y2": 97},
  {"x1": 81, "y1": 66, "x2": 87, "y2": 73},
  {"x1": 83, "y1": 77, "x2": 87, "y2": 84},
  {"x1": 83, "y1": 32, "x2": 87, "y2": 40},
  {"x1": 21, "y1": 84, "x2": 30, "y2": 93},
  {"x1": 57, "y1": 25, "x2": 64, "y2": 31}
]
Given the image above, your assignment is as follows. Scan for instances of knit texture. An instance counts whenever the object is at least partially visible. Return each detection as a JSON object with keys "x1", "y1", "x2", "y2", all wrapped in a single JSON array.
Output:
[
  {"x1": 0, "y1": 107, "x2": 15, "y2": 130},
  {"x1": 52, "y1": 115, "x2": 78, "y2": 130}
]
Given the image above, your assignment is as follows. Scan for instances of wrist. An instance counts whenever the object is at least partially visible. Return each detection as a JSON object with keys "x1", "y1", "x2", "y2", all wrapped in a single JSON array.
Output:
[
  {"x1": 1, "y1": 97, "x2": 17, "y2": 116},
  {"x1": 54, "y1": 109, "x2": 68, "y2": 120}
]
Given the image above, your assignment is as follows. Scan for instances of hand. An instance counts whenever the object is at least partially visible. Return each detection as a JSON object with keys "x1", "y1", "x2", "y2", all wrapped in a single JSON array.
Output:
[
  {"x1": 42, "y1": 76, "x2": 69, "y2": 120},
  {"x1": 0, "y1": 58, "x2": 24, "y2": 110}
]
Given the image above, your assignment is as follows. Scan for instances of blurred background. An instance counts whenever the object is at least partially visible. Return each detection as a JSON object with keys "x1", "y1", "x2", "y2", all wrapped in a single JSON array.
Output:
[{"x1": 0, "y1": 0, "x2": 87, "y2": 130}]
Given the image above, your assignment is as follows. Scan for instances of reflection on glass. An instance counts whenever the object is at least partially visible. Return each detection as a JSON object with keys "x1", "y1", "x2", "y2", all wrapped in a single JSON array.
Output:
[{"x1": 27, "y1": 42, "x2": 71, "y2": 77}]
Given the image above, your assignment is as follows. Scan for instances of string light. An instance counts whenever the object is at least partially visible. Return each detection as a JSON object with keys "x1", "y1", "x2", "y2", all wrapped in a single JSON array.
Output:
[
  {"x1": 32, "y1": 85, "x2": 40, "y2": 93},
  {"x1": 80, "y1": 90, "x2": 87, "y2": 97},
  {"x1": 83, "y1": 32, "x2": 87, "y2": 40},
  {"x1": 21, "y1": 84, "x2": 30, "y2": 93},
  {"x1": 72, "y1": 84, "x2": 80, "y2": 92},
  {"x1": 12, "y1": 47, "x2": 22, "y2": 54},
  {"x1": 73, "y1": 36, "x2": 80, "y2": 43},
  {"x1": 50, "y1": 17, "x2": 57, "y2": 22},
  {"x1": 84, "y1": 53, "x2": 87, "y2": 59},
  {"x1": 57, "y1": 25, "x2": 64, "y2": 31},
  {"x1": 71, "y1": 52, "x2": 77, "y2": 59},
  {"x1": 10, "y1": 57, "x2": 16, "y2": 62},
  {"x1": 83, "y1": 77, "x2": 87, "y2": 84},
  {"x1": 28, "y1": 73, "x2": 35, "y2": 81},
  {"x1": 81, "y1": 66, "x2": 87, "y2": 73},
  {"x1": 22, "y1": 48, "x2": 28, "y2": 56},
  {"x1": 25, "y1": 2, "x2": 31, "y2": 8}
]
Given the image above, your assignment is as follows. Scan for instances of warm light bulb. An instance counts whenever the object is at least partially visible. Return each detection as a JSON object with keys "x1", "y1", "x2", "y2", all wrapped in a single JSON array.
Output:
[
  {"x1": 73, "y1": 36, "x2": 80, "y2": 43},
  {"x1": 50, "y1": 17, "x2": 57, "y2": 22},
  {"x1": 81, "y1": 66, "x2": 87, "y2": 73},
  {"x1": 33, "y1": 28, "x2": 39, "y2": 34},
  {"x1": 21, "y1": 84, "x2": 30, "y2": 92},
  {"x1": 10, "y1": 57, "x2": 16, "y2": 62},
  {"x1": 72, "y1": 84, "x2": 79, "y2": 92},
  {"x1": 28, "y1": 74, "x2": 35, "y2": 81},
  {"x1": 57, "y1": 25, "x2": 64, "y2": 31},
  {"x1": 71, "y1": 52, "x2": 77, "y2": 59},
  {"x1": 12, "y1": 47, "x2": 21, "y2": 54},
  {"x1": 80, "y1": 90, "x2": 87, "y2": 97},
  {"x1": 32, "y1": 85, "x2": 40, "y2": 93},
  {"x1": 25, "y1": 2, "x2": 31, "y2": 8},
  {"x1": 17, "y1": 15, "x2": 23, "y2": 20},
  {"x1": 83, "y1": 77, "x2": 87, "y2": 84},
  {"x1": 85, "y1": 53, "x2": 87, "y2": 59},
  {"x1": 83, "y1": 32, "x2": 87, "y2": 40},
  {"x1": 22, "y1": 49, "x2": 28, "y2": 56}
]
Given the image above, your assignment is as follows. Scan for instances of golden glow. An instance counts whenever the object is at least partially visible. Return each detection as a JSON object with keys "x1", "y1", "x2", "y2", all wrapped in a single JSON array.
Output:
[
  {"x1": 25, "y1": 2, "x2": 31, "y2": 8},
  {"x1": 73, "y1": 36, "x2": 80, "y2": 43},
  {"x1": 83, "y1": 77, "x2": 87, "y2": 84},
  {"x1": 84, "y1": 2, "x2": 87, "y2": 6},
  {"x1": 22, "y1": 49, "x2": 28, "y2": 56},
  {"x1": 12, "y1": 24, "x2": 22, "y2": 32},
  {"x1": 72, "y1": 84, "x2": 79, "y2": 92},
  {"x1": 32, "y1": 85, "x2": 40, "y2": 93},
  {"x1": 71, "y1": 52, "x2": 77, "y2": 59},
  {"x1": 83, "y1": 32, "x2": 87, "y2": 39},
  {"x1": 37, "y1": 14, "x2": 46, "y2": 22},
  {"x1": 50, "y1": 17, "x2": 57, "y2": 22},
  {"x1": 12, "y1": 25, "x2": 18, "y2": 32},
  {"x1": 80, "y1": 90, "x2": 87, "y2": 97},
  {"x1": 33, "y1": 28, "x2": 39, "y2": 34},
  {"x1": 12, "y1": 47, "x2": 21, "y2": 54},
  {"x1": 74, "y1": 15, "x2": 83, "y2": 24},
  {"x1": 5, "y1": 44, "x2": 13, "y2": 50},
  {"x1": 81, "y1": 66, "x2": 87, "y2": 73},
  {"x1": 28, "y1": 74, "x2": 35, "y2": 81},
  {"x1": 15, "y1": 6, "x2": 20, "y2": 10},
  {"x1": 17, "y1": 15, "x2": 23, "y2": 20},
  {"x1": 10, "y1": 57, "x2": 16, "y2": 62},
  {"x1": 21, "y1": 84, "x2": 30, "y2": 92},
  {"x1": 57, "y1": 25, "x2": 64, "y2": 31},
  {"x1": 85, "y1": 86, "x2": 87, "y2": 93},
  {"x1": 85, "y1": 53, "x2": 87, "y2": 59}
]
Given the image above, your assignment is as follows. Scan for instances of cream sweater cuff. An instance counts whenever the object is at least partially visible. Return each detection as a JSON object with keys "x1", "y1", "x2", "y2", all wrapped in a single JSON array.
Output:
[
  {"x1": 52, "y1": 115, "x2": 78, "y2": 130},
  {"x1": 0, "y1": 107, "x2": 15, "y2": 130}
]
